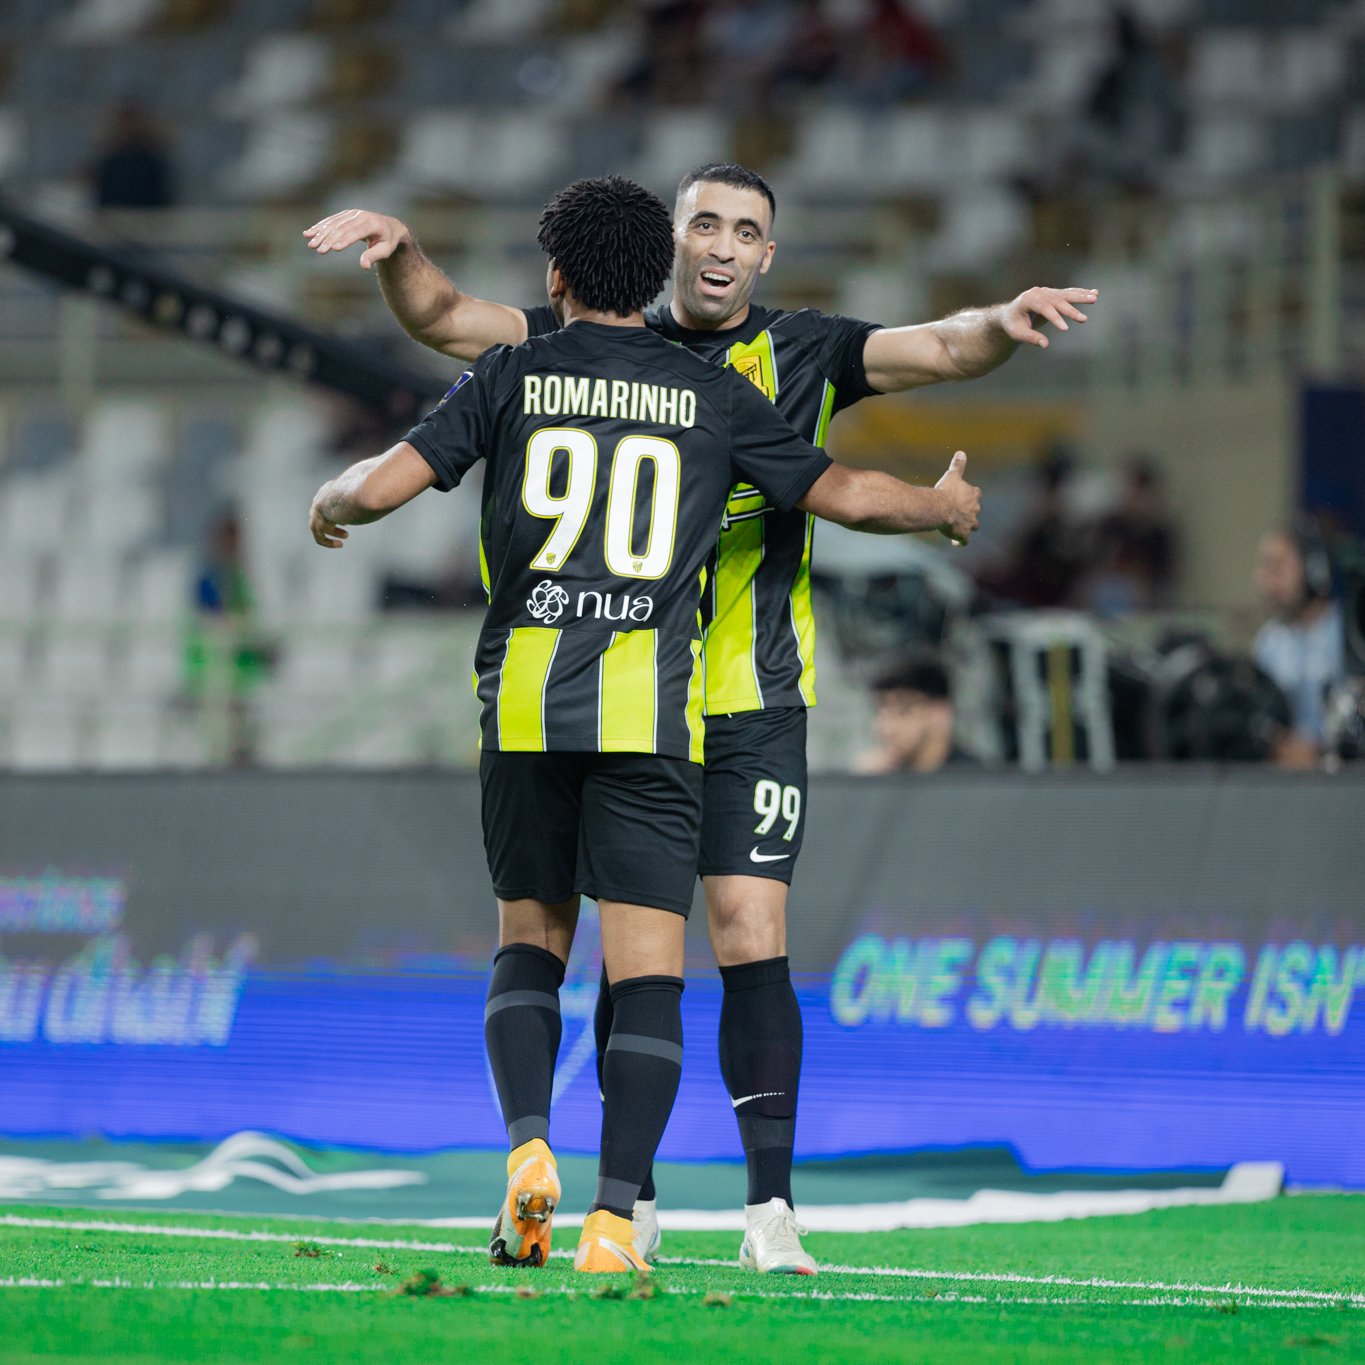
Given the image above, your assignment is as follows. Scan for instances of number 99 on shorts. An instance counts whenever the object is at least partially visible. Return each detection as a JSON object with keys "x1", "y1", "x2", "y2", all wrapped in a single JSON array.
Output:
[{"x1": 754, "y1": 779, "x2": 801, "y2": 842}]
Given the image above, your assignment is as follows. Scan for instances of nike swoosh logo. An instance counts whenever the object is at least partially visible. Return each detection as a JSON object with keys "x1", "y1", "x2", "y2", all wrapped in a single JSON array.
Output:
[
  {"x1": 731, "y1": 1091, "x2": 785, "y2": 1109},
  {"x1": 749, "y1": 848, "x2": 790, "y2": 864}
]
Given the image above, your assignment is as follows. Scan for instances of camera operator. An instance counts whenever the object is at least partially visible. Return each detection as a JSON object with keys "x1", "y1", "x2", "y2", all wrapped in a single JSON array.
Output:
[{"x1": 1251, "y1": 523, "x2": 1345, "y2": 767}]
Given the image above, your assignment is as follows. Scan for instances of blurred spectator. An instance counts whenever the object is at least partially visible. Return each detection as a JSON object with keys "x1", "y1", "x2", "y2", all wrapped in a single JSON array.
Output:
[
  {"x1": 1252, "y1": 524, "x2": 1344, "y2": 764},
  {"x1": 185, "y1": 511, "x2": 273, "y2": 763},
  {"x1": 609, "y1": 0, "x2": 710, "y2": 106},
  {"x1": 1077, "y1": 9, "x2": 1183, "y2": 190},
  {"x1": 91, "y1": 101, "x2": 176, "y2": 209},
  {"x1": 1084, "y1": 454, "x2": 1178, "y2": 615},
  {"x1": 844, "y1": 0, "x2": 948, "y2": 106},
  {"x1": 771, "y1": 0, "x2": 842, "y2": 99},
  {"x1": 977, "y1": 450, "x2": 1088, "y2": 609},
  {"x1": 854, "y1": 653, "x2": 974, "y2": 774},
  {"x1": 704, "y1": 0, "x2": 793, "y2": 109}
]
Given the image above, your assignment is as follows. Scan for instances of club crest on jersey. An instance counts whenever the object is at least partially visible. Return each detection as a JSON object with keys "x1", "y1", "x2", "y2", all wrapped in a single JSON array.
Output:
[{"x1": 527, "y1": 580, "x2": 570, "y2": 623}]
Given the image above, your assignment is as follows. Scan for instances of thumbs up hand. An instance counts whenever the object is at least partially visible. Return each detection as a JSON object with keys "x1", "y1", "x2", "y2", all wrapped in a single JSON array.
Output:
[{"x1": 935, "y1": 451, "x2": 981, "y2": 545}]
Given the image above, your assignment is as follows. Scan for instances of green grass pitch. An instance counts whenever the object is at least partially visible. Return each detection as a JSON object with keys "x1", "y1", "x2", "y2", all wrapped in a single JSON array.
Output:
[{"x1": 2, "y1": 1197, "x2": 1362, "y2": 1362}]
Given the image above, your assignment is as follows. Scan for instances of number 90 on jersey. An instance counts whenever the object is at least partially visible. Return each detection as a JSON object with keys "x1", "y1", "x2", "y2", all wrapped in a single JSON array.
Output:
[{"x1": 522, "y1": 426, "x2": 681, "y2": 580}]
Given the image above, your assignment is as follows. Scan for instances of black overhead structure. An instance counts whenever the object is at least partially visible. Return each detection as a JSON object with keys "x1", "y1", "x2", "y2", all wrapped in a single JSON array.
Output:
[{"x1": 0, "y1": 197, "x2": 448, "y2": 426}]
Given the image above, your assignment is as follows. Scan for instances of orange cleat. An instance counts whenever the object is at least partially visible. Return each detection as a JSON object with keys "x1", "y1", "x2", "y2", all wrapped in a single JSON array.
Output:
[
  {"x1": 489, "y1": 1138, "x2": 560, "y2": 1267},
  {"x1": 573, "y1": 1209, "x2": 650, "y2": 1273}
]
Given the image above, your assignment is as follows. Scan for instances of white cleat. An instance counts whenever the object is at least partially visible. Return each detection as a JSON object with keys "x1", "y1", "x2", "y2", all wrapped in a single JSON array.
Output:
[
  {"x1": 632, "y1": 1197, "x2": 661, "y2": 1264},
  {"x1": 738, "y1": 1198, "x2": 818, "y2": 1275}
]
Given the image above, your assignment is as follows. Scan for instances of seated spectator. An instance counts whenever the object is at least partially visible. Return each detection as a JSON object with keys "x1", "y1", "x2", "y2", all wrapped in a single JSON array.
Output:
[
  {"x1": 1252, "y1": 523, "x2": 1344, "y2": 764},
  {"x1": 185, "y1": 511, "x2": 273, "y2": 763},
  {"x1": 771, "y1": 0, "x2": 842, "y2": 98},
  {"x1": 977, "y1": 449, "x2": 1088, "y2": 608},
  {"x1": 1078, "y1": 8, "x2": 1183, "y2": 191},
  {"x1": 844, "y1": 0, "x2": 948, "y2": 106},
  {"x1": 608, "y1": 0, "x2": 710, "y2": 106},
  {"x1": 1084, "y1": 454, "x2": 1177, "y2": 615},
  {"x1": 91, "y1": 101, "x2": 175, "y2": 209},
  {"x1": 854, "y1": 653, "x2": 974, "y2": 774}
]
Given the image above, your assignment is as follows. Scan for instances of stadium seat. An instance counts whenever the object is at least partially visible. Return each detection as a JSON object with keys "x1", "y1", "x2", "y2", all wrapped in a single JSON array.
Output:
[
  {"x1": 127, "y1": 551, "x2": 194, "y2": 622},
  {"x1": 1180, "y1": 112, "x2": 1267, "y2": 181},
  {"x1": 120, "y1": 630, "x2": 185, "y2": 695},
  {"x1": 1269, "y1": 29, "x2": 1348, "y2": 109},
  {"x1": 80, "y1": 398, "x2": 170, "y2": 479},
  {"x1": 0, "y1": 625, "x2": 31, "y2": 692},
  {"x1": 217, "y1": 33, "x2": 330, "y2": 115},
  {"x1": 220, "y1": 112, "x2": 333, "y2": 200},
  {"x1": 924, "y1": 186, "x2": 1028, "y2": 272},
  {"x1": 636, "y1": 111, "x2": 733, "y2": 184},
  {"x1": 67, "y1": 485, "x2": 161, "y2": 552},
  {"x1": 50, "y1": 554, "x2": 127, "y2": 622},
  {"x1": 90, "y1": 700, "x2": 166, "y2": 768},
  {"x1": 10, "y1": 409, "x2": 77, "y2": 475},
  {"x1": 880, "y1": 109, "x2": 952, "y2": 192},
  {"x1": 0, "y1": 109, "x2": 23, "y2": 181},
  {"x1": 7, "y1": 701, "x2": 87, "y2": 770},
  {"x1": 400, "y1": 110, "x2": 565, "y2": 194},
  {"x1": 34, "y1": 625, "x2": 114, "y2": 698},
  {"x1": 0, "y1": 552, "x2": 46, "y2": 621},
  {"x1": 787, "y1": 111, "x2": 873, "y2": 192},
  {"x1": 1188, "y1": 30, "x2": 1266, "y2": 105},
  {"x1": 455, "y1": 0, "x2": 555, "y2": 42},
  {"x1": 58, "y1": 0, "x2": 163, "y2": 43},
  {"x1": 0, "y1": 473, "x2": 77, "y2": 552},
  {"x1": 297, "y1": 550, "x2": 376, "y2": 621}
]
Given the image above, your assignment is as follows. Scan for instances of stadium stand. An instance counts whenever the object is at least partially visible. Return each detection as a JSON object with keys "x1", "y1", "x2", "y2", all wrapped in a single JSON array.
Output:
[{"x1": 0, "y1": 0, "x2": 1359, "y2": 768}]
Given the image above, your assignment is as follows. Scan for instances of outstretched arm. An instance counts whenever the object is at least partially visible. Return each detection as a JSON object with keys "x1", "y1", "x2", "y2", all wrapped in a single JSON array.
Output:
[
  {"x1": 309, "y1": 442, "x2": 438, "y2": 548},
  {"x1": 862, "y1": 286, "x2": 1099, "y2": 393},
  {"x1": 798, "y1": 451, "x2": 981, "y2": 544},
  {"x1": 304, "y1": 209, "x2": 528, "y2": 361}
]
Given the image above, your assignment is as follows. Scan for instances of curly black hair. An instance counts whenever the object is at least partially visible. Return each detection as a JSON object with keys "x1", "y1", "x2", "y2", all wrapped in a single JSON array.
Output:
[
  {"x1": 677, "y1": 162, "x2": 777, "y2": 225},
  {"x1": 536, "y1": 176, "x2": 675, "y2": 316}
]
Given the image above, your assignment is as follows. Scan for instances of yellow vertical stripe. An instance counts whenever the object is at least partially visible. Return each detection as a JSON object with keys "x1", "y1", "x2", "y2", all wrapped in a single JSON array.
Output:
[
  {"x1": 704, "y1": 514, "x2": 764, "y2": 713},
  {"x1": 686, "y1": 637, "x2": 705, "y2": 763},
  {"x1": 599, "y1": 630, "x2": 657, "y2": 753},
  {"x1": 495, "y1": 627, "x2": 559, "y2": 750},
  {"x1": 791, "y1": 515, "x2": 817, "y2": 705},
  {"x1": 813, "y1": 379, "x2": 836, "y2": 447}
]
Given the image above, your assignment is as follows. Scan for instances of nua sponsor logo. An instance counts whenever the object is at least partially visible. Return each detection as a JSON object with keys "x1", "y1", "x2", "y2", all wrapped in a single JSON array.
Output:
[
  {"x1": 525, "y1": 580, "x2": 655, "y2": 624},
  {"x1": 575, "y1": 590, "x2": 654, "y2": 623}
]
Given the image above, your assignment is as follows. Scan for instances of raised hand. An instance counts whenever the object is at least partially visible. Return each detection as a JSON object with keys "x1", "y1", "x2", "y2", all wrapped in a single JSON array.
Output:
[
  {"x1": 1000, "y1": 286, "x2": 1099, "y2": 350},
  {"x1": 303, "y1": 209, "x2": 410, "y2": 270}
]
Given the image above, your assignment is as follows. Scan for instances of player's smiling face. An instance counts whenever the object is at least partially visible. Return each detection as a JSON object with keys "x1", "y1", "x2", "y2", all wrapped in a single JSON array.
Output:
[{"x1": 671, "y1": 181, "x2": 776, "y2": 330}]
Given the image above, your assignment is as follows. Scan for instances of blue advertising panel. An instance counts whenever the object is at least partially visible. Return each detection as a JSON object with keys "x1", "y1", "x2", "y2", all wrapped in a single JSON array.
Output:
[{"x1": 1, "y1": 772, "x2": 1361, "y2": 1186}]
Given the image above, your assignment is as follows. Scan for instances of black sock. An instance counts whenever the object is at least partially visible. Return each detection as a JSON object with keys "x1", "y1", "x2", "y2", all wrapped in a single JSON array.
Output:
[
  {"x1": 593, "y1": 968, "x2": 657, "y2": 1201},
  {"x1": 590, "y1": 975, "x2": 683, "y2": 1219},
  {"x1": 484, "y1": 943, "x2": 565, "y2": 1149},
  {"x1": 719, "y1": 956, "x2": 801, "y2": 1208}
]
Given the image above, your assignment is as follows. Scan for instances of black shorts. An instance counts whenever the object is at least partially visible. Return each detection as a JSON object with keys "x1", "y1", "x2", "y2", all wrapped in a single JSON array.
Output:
[
  {"x1": 479, "y1": 750, "x2": 704, "y2": 917},
  {"x1": 698, "y1": 707, "x2": 808, "y2": 884}
]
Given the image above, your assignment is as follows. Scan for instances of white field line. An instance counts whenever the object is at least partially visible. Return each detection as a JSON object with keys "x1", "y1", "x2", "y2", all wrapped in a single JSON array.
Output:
[
  {"x1": 0, "y1": 1276, "x2": 1349, "y2": 1311},
  {"x1": 6, "y1": 1214, "x2": 1362, "y2": 1309}
]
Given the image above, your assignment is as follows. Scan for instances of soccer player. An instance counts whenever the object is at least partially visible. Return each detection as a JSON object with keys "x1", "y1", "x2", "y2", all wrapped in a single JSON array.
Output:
[
  {"x1": 304, "y1": 163, "x2": 1038, "y2": 1273},
  {"x1": 307, "y1": 176, "x2": 981, "y2": 1274}
]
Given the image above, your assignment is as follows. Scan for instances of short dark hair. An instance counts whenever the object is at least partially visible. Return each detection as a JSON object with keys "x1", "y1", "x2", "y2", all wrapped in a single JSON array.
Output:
[
  {"x1": 677, "y1": 162, "x2": 777, "y2": 227},
  {"x1": 536, "y1": 176, "x2": 675, "y2": 316},
  {"x1": 871, "y1": 653, "x2": 950, "y2": 701}
]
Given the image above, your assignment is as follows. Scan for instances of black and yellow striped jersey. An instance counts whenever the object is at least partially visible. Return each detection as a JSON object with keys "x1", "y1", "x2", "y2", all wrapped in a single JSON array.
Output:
[
  {"x1": 404, "y1": 320, "x2": 832, "y2": 763},
  {"x1": 525, "y1": 302, "x2": 881, "y2": 715}
]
